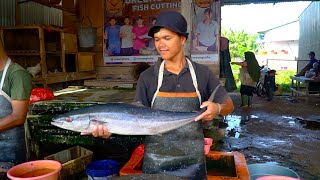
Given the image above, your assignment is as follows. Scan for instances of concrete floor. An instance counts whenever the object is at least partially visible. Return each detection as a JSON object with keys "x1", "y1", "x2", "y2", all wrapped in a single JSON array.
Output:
[
  {"x1": 51, "y1": 87, "x2": 320, "y2": 179},
  {"x1": 224, "y1": 93, "x2": 320, "y2": 180}
]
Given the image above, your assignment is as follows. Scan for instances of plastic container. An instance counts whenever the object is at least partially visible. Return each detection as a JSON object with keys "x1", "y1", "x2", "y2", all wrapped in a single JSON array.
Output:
[
  {"x1": 204, "y1": 138, "x2": 213, "y2": 155},
  {"x1": 203, "y1": 121, "x2": 228, "y2": 142},
  {"x1": 86, "y1": 160, "x2": 118, "y2": 180},
  {"x1": 44, "y1": 146, "x2": 93, "y2": 179},
  {"x1": 77, "y1": 16, "x2": 97, "y2": 50},
  {"x1": 120, "y1": 145, "x2": 250, "y2": 180},
  {"x1": 7, "y1": 160, "x2": 62, "y2": 180},
  {"x1": 248, "y1": 163, "x2": 300, "y2": 180},
  {"x1": 257, "y1": 175, "x2": 300, "y2": 180}
]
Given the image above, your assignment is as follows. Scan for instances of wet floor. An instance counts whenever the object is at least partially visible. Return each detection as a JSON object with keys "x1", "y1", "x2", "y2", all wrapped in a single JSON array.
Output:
[{"x1": 222, "y1": 93, "x2": 320, "y2": 180}]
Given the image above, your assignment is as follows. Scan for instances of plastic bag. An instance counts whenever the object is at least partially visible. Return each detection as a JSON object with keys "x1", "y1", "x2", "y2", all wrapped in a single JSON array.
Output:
[{"x1": 29, "y1": 88, "x2": 55, "y2": 104}]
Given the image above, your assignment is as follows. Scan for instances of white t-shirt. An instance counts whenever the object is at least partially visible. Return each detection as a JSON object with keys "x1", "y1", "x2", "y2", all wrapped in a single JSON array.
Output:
[
  {"x1": 120, "y1": 25, "x2": 133, "y2": 48},
  {"x1": 196, "y1": 20, "x2": 219, "y2": 47}
]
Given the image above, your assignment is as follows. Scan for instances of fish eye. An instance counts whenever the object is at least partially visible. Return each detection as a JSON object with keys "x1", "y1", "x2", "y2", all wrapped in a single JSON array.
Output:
[{"x1": 65, "y1": 117, "x2": 73, "y2": 122}]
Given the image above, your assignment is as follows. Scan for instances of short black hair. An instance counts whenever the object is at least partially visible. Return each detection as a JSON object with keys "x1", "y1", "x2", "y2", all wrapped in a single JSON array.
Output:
[
  {"x1": 309, "y1": 51, "x2": 315, "y2": 56},
  {"x1": 152, "y1": 26, "x2": 188, "y2": 40}
]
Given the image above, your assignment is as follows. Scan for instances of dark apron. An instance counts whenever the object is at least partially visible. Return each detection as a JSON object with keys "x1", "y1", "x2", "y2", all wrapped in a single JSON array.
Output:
[
  {"x1": 0, "y1": 58, "x2": 26, "y2": 167},
  {"x1": 142, "y1": 59, "x2": 207, "y2": 180}
]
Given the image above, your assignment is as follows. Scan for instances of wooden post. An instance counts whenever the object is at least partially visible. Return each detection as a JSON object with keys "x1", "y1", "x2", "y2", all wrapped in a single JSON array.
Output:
[
  {"x1": 38, "y1": 27, "x2": 47, "y2": 86},
  {"x1": 181, "y1": 0, "x2": 193, "y2": 57}
]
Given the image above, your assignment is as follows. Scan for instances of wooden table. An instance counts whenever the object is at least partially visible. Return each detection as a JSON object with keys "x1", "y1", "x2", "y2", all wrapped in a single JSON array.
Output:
[{"x1": 290, "y1": 76, "x2": 320, "y2": 97}]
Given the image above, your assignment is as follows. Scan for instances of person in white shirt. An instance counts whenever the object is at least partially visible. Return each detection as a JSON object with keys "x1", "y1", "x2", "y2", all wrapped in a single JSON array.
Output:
[{"x1": 195, "y1": 8, "x2": 219, "y2": 52}]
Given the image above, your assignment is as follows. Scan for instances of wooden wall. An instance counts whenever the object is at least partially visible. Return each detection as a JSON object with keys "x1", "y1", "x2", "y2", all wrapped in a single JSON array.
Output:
[{"x1": 63, "y1": 0, "x2": 105, "y2": 66}]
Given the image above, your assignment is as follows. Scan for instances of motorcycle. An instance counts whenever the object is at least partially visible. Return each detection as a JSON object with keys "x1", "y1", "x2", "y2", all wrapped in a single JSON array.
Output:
[{"x1": 256, "y1": 65, "x2": 277, "y2": 101}]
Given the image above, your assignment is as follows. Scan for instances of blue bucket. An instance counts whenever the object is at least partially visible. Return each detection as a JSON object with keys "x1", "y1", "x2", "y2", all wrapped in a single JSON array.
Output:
[{"x1": 86, "y1": 160, "x2": 118, "y2": 180}]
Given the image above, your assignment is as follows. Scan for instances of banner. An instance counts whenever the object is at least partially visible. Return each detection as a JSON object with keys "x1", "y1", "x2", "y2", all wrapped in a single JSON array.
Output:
[
  {"x1": 191, "y1": 0, "x2": 220, "y2": 64},
  {"x1": 103, "y1": 0, "x2": 220, "y2": 64}
]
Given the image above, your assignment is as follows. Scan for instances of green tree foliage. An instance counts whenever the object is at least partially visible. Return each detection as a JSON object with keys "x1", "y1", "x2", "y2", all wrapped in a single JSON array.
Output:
[{"x1": 222, "y1": 28, "x2": 259, "y2": 59}]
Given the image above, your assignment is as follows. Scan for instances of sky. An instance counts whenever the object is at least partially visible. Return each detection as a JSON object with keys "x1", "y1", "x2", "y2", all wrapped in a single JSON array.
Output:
[{"x1": 221, "y1": 1, "x2": 311, "y2": 34}]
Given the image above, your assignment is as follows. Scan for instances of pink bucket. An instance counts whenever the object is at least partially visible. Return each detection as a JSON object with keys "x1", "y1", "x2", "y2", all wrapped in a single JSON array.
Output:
[
  {"x1": 257, "y1": 175, "x2": 300, "y2": 180},
  {"x1": 204, "y1": 138, "x2": 213, "y2": 155},
  {"x1": 7, "y1": 160, "x2": 62, "y2": 180}
]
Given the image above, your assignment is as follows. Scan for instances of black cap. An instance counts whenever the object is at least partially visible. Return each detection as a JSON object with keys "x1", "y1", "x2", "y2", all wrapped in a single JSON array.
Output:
[
  {"x1": 308, "y1": 51, "x2": 315, "y2": 56},
  {"x1": 148, "y1": 11, "x2": 189, "y2": 39}
]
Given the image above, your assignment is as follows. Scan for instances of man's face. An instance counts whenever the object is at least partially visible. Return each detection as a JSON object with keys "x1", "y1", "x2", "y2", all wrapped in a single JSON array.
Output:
[
  {"x1": 154, "y1": 28, "x2": 186, "y2": 61},
  {"x1": 204, "y1": 12, "x2": 211, "y2": 19},
  {"x1": 309, "y1": 54, "x2": 315, "y2": 59},
  {"x1": 124, "y1": 18, "x2": 130, "y2": 25},
  {"x1": 137, "y1": 19, "x2": 143, "y2": 25},
  {"x1": 110, "y1": 19, "x2": 116, "y2": 26}
]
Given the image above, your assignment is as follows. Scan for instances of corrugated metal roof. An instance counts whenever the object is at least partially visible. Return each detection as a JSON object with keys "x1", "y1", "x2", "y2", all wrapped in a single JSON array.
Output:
[
  {"x1": 0, "y1": 0, "x2": 16, "y2": 26},
  {"x1": 223, "y1": 0, "x2": 315, "y2": 5},
  {"x1": 19, "y1": 1, "x2": 63, "y2": 26}
]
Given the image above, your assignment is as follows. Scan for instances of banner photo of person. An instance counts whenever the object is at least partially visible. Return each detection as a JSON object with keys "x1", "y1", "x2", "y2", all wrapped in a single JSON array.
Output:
[
  {"x1": 191, "y1": 0, "x2": 221, "y2": 64},
  {"x1": 104, "y1": 0, "x2": 181, "y2": 64}
]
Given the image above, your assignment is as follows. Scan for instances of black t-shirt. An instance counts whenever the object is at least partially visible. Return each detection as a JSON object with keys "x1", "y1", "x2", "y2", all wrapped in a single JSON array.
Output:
[{"x1": 134, "y1": 59, "x2": 229, "y2": 107}]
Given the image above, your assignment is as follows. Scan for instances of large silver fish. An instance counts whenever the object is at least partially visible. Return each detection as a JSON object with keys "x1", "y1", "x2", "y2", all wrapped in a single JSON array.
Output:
[{"x1": 51, "y1": 103, "x2": 201, "y2": 135}]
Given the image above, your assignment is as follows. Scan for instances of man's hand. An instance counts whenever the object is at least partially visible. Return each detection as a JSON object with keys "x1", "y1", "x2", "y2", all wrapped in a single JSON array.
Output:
[
  {"x1": 81, "y1": 121, "x2": 112, "y2": 139},
  {"x1": 195, "y1": 97, "x2": 234, "y2": 121},
  {"x1": 195, "y1": 101, "x2": 220, "y2": 121}
]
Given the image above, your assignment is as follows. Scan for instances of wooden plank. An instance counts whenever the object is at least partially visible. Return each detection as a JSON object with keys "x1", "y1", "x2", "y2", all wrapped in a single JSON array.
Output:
[
  {"x1": 64, "y1": 33, "x2": 78, "y2": 53},
  {"x1": 94, "y1": 52, "x2": 104, "y2": 66},
  {"x1": 97, "y1": 74, "x2": 133, "y2": 80},
  {"x1": 77, "y1": 52, "x2": 95, "y2": 71},
  {"x1": 96, "y1": 65, "x2": 135, "y2": 75},
  {"x1": 84, "y1": 79, "x2": 135, "y2": 88}
]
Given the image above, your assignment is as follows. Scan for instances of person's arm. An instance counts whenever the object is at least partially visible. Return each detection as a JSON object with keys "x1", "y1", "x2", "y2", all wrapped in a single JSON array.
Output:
[
  {"x1": 0, "y1": 100, "x2": 29, "y2": 132},
  {"x1": 195, "y1": 65, "x2": 234, "y2": 121},
  {"x1": 297, "y1": 62, "x2": 313, "y2": 76},
  {"x1": 0, "y1": 68, "x2": 32, "y2": 132}
]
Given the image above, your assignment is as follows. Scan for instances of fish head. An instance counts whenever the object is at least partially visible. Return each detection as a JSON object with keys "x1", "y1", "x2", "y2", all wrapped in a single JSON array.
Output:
[{"x1": 51, "y1": 114, "x2": 92, "y2": 132}]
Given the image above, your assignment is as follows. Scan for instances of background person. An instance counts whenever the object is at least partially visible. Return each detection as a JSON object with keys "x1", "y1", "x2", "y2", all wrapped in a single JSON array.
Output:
[
  {"x1": 0, "y1": 38, "x2": 32, "y2": 178},
  {"x1": 120, "y1": 17, "x2": 134, "y2": 56},
  {"x1": 85, "y1": 11, "x2": 234, "y2": 180},
  {"x1": 195, "y1": 8, "x2": 219, "y2": 52},
  {"x1": 231, "y1": 52, "x2": 260, "y2": 108},
  {"x1": 296, "y1": 51, "x2": 318, "y2": 76},
  {"x1": 139, "y1": 17, "x2": 158, "y2": 55},
  {"x1": 104, "y1": 17, "x2": 121, "y2": 56},
  {"x1": 132, "y1": 16, "x2": 149, "y2": 55}
]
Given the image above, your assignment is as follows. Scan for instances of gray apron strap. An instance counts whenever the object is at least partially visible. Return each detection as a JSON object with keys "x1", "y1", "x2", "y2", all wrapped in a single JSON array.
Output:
[
  {"x1": 0, "y1": 58, "x2": 12, "y2": 102},
  {"x1": 186, "y1": 58, "x2": 202, "y2": 103},
  {"x1": 151, "y1": 58, "x2": 201, "y2": 107}
]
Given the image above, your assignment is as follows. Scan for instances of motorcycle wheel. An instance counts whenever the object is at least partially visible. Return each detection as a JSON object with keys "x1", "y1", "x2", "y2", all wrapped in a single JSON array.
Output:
[
  {"x1": 266, "y1": 87, "x2": 274, "y2": 101},
  {"x1": 256, "y1": 82, "x2": 263, "y2": 97}
]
